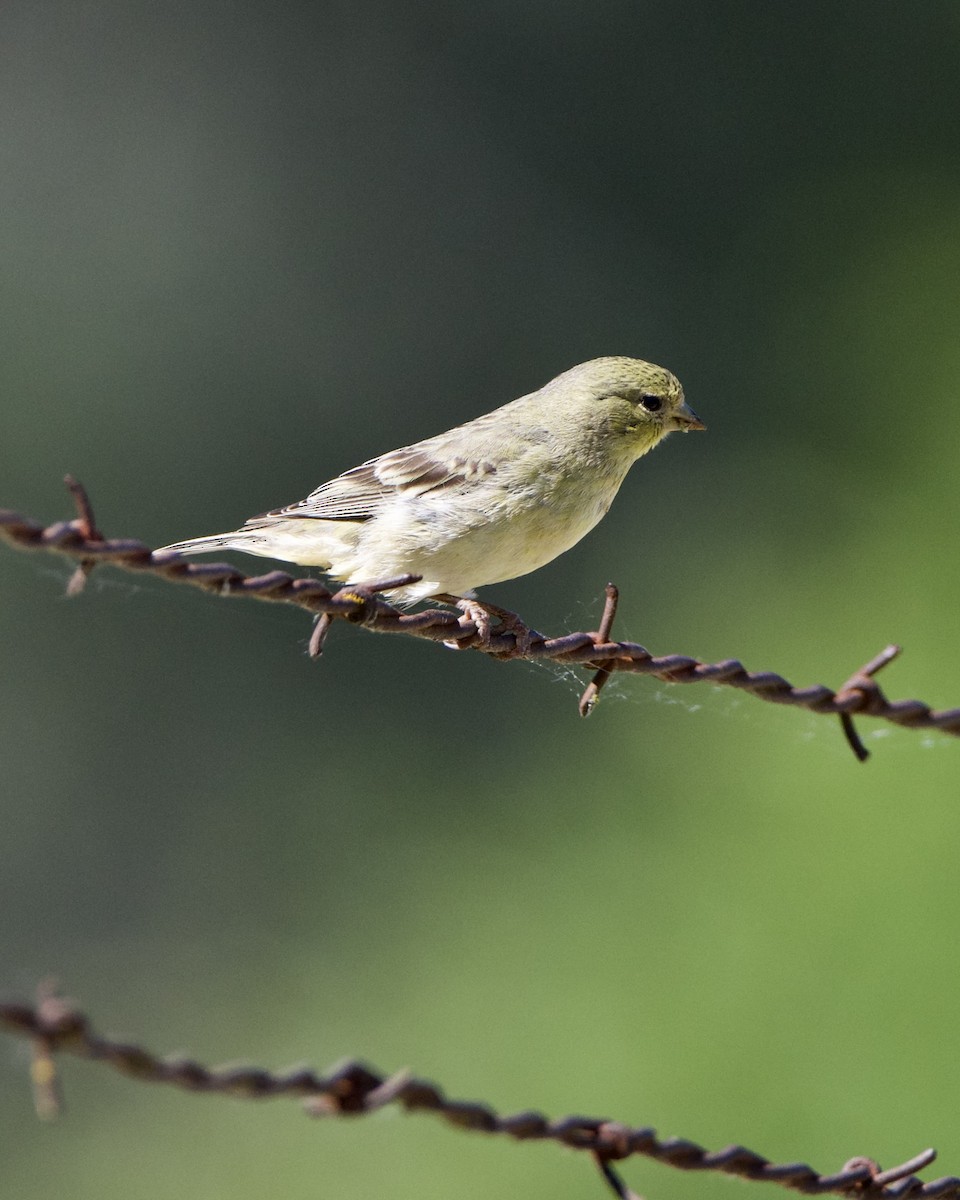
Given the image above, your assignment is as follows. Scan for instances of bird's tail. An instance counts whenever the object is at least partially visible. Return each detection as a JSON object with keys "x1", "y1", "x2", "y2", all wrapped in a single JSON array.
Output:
[
  {"x1": 153, "y1": 531, "x2": 257, "y2": 558},
  {"x1": 154, "y1": 521, "x2": 335, "y2": 569}
]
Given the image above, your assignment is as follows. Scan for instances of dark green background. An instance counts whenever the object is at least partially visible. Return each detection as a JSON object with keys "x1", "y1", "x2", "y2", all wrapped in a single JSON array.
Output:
[{"x1": 2, "y1": 3, "x2": 959, "y2": 1198}]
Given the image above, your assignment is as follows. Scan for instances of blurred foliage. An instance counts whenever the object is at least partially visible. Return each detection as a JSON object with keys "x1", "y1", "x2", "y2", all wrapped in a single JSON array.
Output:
[{"x1": 2, "y1": 3, "x2": 959, "y2": 1199}]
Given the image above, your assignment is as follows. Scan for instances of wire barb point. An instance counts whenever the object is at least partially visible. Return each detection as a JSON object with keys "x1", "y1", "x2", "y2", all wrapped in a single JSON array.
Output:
[
  {"x1": 62, "y1": 475, "x2": 104, "y2": 596},
  {"x1": 579, "y1": 583, "x2": 620, "y2": 716},
  {"x1": 837, "y1": 645, "x2": 904, "y2": 762},
  {"x1": 595, "y1": 1152, "x2": 645, "y2": 1200}
]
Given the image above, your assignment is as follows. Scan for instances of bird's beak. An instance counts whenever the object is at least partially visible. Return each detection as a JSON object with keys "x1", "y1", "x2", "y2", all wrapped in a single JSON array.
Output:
[{"x1": 673, "y1": 401, "x2": 706, "y2": 432}]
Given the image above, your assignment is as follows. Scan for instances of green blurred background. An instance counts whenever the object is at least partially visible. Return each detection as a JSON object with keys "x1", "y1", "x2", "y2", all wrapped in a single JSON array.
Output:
[{"x1": 2, "y1": 3, "x2": 959, "y2": 1198}]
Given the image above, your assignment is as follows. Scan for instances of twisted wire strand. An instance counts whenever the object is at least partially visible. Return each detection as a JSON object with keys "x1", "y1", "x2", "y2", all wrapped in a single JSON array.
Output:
[
  {"x1": 1, "y1": 995, "x2": 957, "y2": 1200},
  {"x1": 2, "y1": 483, "x2": 959, "y2": 759}
]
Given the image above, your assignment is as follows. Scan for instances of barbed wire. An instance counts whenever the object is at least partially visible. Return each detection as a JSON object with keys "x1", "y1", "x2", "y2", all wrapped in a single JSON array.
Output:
[
  {"x1": 2, "y1": 479, "x2": 959, "y2": 760},
  {"x1": 1, "y1": 990, "x2": 957, "y2": 1200}
]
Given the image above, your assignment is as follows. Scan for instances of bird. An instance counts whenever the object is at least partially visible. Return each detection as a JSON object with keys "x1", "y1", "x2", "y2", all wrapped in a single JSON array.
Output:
[{"x1": 155, "y1": 357, "x2": 704, "y2": 631}]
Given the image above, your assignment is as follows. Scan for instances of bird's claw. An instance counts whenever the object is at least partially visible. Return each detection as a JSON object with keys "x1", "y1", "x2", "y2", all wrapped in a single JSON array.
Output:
[{"x1": 445, "y1": 598, "x2": 543, "y2": 655}]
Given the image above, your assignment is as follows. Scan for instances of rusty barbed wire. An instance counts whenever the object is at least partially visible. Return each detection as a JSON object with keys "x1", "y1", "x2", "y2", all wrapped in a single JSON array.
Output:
[
  {"x1": 2, "y1": 479, "x2": 960, "y2": 760},
  {"x1": 1, "y1": 992, "x2": 958, "y2": 1200}
]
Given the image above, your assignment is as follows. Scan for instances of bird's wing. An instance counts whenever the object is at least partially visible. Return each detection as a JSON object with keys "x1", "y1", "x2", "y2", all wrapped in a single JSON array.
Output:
[{"x1": 260, "y1": 442, "x2": 499, "y2": 523}]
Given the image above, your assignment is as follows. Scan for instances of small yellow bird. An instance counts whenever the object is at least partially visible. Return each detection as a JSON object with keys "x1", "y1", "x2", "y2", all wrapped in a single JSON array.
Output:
[{"x1": 156, "y1": 357, "x2": 704, "y2": 621}]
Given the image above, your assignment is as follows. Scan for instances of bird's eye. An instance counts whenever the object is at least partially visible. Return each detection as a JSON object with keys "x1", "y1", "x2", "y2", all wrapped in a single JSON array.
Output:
[{"x1": 639, "y1": 394, "x2": 664, "y2": 413}]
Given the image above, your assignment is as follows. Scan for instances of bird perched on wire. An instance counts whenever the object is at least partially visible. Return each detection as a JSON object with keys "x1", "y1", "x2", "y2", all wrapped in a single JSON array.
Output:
[{"x1": 156, "y1": 357, "x2": 704, "y2": 631}]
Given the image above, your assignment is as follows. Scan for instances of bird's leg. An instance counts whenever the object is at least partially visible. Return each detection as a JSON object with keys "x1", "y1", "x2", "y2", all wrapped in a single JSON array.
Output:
[{"x1": 435, "y1": 593, "x2": 544, "y2": 655}]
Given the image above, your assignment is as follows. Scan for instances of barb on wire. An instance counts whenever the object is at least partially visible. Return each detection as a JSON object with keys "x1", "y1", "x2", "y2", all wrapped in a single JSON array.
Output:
[
  {"x1": 1, "y1": 480, "x2": 959, "y2": 760},
  {"x1": 1, "y1": 993, "x2": 957, "y2": 1200}
]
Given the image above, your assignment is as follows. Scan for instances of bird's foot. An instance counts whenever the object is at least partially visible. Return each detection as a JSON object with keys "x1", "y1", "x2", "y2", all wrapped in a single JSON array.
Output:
[{"x1": 438, "y1": 594, "x2": 543, "y2": 655}]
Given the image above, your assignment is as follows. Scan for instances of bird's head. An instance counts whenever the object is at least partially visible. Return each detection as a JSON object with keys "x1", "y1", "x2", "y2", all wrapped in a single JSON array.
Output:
[{"x1": 551, "y1": 356, "x2": 705, "y2": 458}]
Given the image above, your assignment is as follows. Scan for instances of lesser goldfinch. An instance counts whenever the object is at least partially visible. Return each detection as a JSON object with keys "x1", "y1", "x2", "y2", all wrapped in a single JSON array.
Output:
[{"x1": 156, "y1": 357, "x2": 704, "y2": 617}]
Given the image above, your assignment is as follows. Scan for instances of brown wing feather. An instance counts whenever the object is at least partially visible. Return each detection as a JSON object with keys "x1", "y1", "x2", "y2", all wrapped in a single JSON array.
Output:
[{"x1": 259, "y1": 444, "x2": 497, "y2": 523}]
